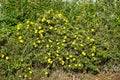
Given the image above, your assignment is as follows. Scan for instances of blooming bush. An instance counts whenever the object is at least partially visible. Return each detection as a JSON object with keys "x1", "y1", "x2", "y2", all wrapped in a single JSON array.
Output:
[{"x1": 0, "y1": 0, "x2": 120, "y2": 79}]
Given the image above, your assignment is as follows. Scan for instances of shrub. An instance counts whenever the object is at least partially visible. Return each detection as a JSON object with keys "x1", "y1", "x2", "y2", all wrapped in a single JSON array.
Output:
[{"x1": 0, "y1": 0, "x2": 120, "y2": 79}]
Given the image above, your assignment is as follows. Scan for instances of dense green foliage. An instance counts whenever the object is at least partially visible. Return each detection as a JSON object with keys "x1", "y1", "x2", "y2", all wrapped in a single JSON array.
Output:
[{"x1": 0, "y1": 0, "x2": 120, "y2": 79}]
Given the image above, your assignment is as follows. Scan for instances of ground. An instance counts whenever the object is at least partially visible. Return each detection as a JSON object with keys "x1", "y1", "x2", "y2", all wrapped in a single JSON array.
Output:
[{"x1": 33, "y1": 70, "x2": 120, "y2": 80}]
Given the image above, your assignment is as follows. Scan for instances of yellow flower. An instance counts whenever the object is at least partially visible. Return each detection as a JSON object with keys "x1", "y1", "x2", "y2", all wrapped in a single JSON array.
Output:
[
  {"x1": 40, "y1": 34, "x2": 43, "y2": 38},
  {"x1": 79, "y1": 43, "x2": 84, "y2": 47},
  {"x1": 33, "y1": 42, "x2": 37, "y2": 47},
  {"x1": 56, "y1": 39, "x2": 58, "y2": 41},
  {"x1": 28, "y1": 67, "x2": 31, "y2": 70},
  {"x1": 26, "y1": 20, "x2": 30, "y2": 24},
  {"x1": 72, "y1": 58, "x2": 76, "y2": 61},
  {"x1": 93, "y1": 57, "x2": 97, "y2": 60},
  {"x1": 66, "y1": 57, "x2": 69, "y2": 60},
  {"x1": 24, "y1": 74, "x2": 27, "y2": 78},
  {"x1": 56, "y1": 50, "x2": 59, "y2": 53},
  {"x1": 47, "y1": 58, "x2": 52, "y2": 64},
  {"x1": 91, "y1": 53, "x2": 95, "y2": 56},
  {"x1": 91, "y1": 29, "x2": 95, "y2": 32},
  {"x1": 57, "y1": 13, "x2": 62, "y2": 17},
  {"x1": 63, "y1": 27, "x2": 66, "y2": 29},
  {"x1": 18, "y1": 36, "x2": 22, "y2": 39},
  {"x1": 26, "y1": 25, "x2": 29, "y2": 29},
  {"x1": 57, "y1": 42, "x2": 60, "y2": 45},
  {"x1": 41, "y1": 17, "x2": 46, "y2": 22},
  {"x1": 35, "y1": 29, "x2": 38, "y2": 33},
  {"x1": 46, "y1": 44, "x2": 49, "y2": 48},
  {"x1": 49, "y1": 26, "x2": 53, "y2": 30},
  {"x1": 68, "y1": 65, "x2": 71, "y2": 67},
  {"x1": 82, "y1": 51, "x2": 86, "y2": 56},
  {"x1": 38, "y1": 26, "x2": 42, "y2": 29},
  {"x1": 91, "y1": 46, "x2": 96, "y2": 52},
  {"x1": 17, "y1": 23, "x2": 22, "y2": 30},
  {"x1": 38, "y1": 30, "x2": 44, "y2": 34},
  {"x1": 1, "y1": 54, "x2": 5, "y2": 58},
  {"x1": 47, "y1": 20, "x2": 50, "y2": 24},
  {"x1": 29, "y1": 71, "x2": 33, "y2": 74},
  {"x1": 48, "y1": 39, "x2": 52, "y2": 43},
  {"x1": 65, "y1": 19, "x2": 68, "y2": 23},
  {"x1": 61, "y1": 60, "x2": 65, "y2": 65},
  {"x1": 56, "y1": 53, "x2": 59, "y2": 57},
  {"x1": 87, "y1": 36, "x2": 90, "y2": 39},
  {"x1": 59, "y1": 58, "x2": 62, "y2": 61},
  {"x1": 45, "y1": 56, "x2": 48, "y2": 59},
  {"x1": 93, "y1": 46, "x2": 96, "y2": 49},
  {"x1": 17, "y1": 26, "x2": 21, "y2": 30},
  {"x1": 30, "y1": 22, "x2": 34, "y2": 25},
  {"x1": 21, "y1": 59, "x2": 23, "y2": 62},
  {"x1": 57, "y1": 46, "x2": 60, "y2": 49},
  {"x1": 90, "y1": 38, "x2": 95, "y2": 42},
  {"x1": 45, "y1": 71, "x2": 48, "y2": 75},
  {"x1": 37, "y1": 40, "x2": 41, "y2": 43},
  {"x1": 5, "y1": 56, "x2": 9, "y2": 60},
  {"x1": 74, "y1": 47, "x2": 77, "y2": 50},
  {"x1": 72, "y1": 41, "x2": 76, "y2": 45},
  {"x1": 78, "y1": 63, "x2": 82, "y2": 67},
  {"x1": 47, "y1": 53, "x2": 51, "y2": 56},
  {"x1": 19, "y1": 39, "x2": 24, "y2": 43},
  {"x1": 49, "y1": 61, "x2": 53, "y2": 64},
  {"x1": 74, "y1": 35, "x2": 77, "y2": 38},
  {"x1": 62, "y1": 39, "x2": 66, "y2": 42},
  {"x1": 69, "y1": 55, "x2": 73, "y2": 58},
  {"x1": 64, "y1": 36, "x2": 67, "y2": 39},
  {"x1": 75, "y1": 64, "x2": 77, "y2": 67},
  {"x1": 54, "y1": 27, "x2": 57, "y2": 30},
  {"x1": 61, "y1": 43, "x2": 65, "y2": 46}
]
